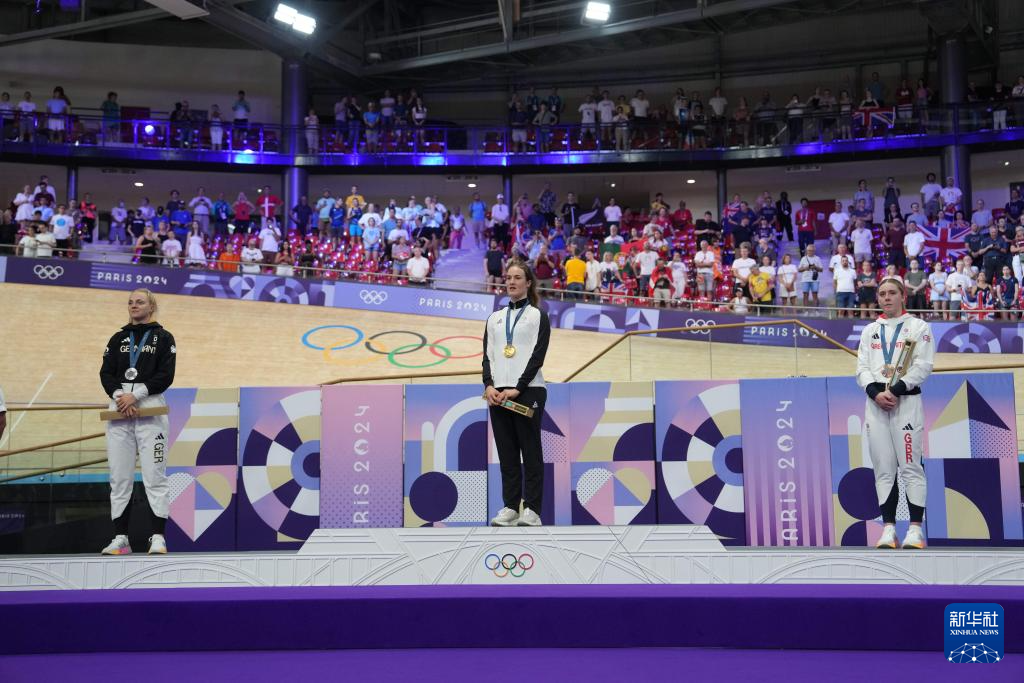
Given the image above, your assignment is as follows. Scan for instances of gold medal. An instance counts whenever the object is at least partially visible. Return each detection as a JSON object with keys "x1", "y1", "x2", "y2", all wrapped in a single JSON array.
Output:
[
  {"x1": 503, "y1": 344, "x2": 516, "y2": 358},
  {"x1": 881, "y1": 364, "x2": 894, "y2": 378}
]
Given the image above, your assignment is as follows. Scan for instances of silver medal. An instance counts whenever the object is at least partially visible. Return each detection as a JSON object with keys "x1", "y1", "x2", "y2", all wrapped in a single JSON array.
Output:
[{"x1": 124, "y1": 367, "x2": 138, "y2": 381}]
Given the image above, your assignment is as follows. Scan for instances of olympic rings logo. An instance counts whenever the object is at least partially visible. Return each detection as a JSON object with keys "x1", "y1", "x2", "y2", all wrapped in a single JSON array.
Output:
[
  {"x1": 33, "y1": 264, "x2": 65, "y2": 280},
  {"x1": 684, "y1": 318, "x2": 717, "y2": 335},
  {"x1": 484, "y1": 552, "x2": 535, "y2": 578},
  {"x1": 359, "y1": 289, "x2": 389, "y2": 305},
  {"x1": 302, "y1": 325, "x2": 482, "y2": 368}
]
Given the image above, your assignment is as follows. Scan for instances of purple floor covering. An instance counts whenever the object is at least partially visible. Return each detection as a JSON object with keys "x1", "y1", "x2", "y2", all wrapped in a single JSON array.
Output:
[
  {"x1": 1, "y1": 648, "x2": 1020, "y2": 683},
  {"x1": 2, "y1": 584, "x2": 1023, "y2": 656}
]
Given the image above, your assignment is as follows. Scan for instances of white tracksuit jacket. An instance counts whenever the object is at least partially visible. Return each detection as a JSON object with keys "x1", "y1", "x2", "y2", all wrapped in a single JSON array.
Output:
[{"x1": 855, "y1": 313, "x2": 935, "y2": 507}]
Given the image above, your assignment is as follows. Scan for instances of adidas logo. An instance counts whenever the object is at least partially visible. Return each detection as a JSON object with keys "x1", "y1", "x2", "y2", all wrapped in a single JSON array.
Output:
[
  {"x1": 871, "y1": 333, "x2": 880, "y2": 339},
  {"x1": 902, "y1": 423, "x2": 913, "y2": 431},
  {"x1": 121, "y1": 336, "x2": 130, "y2": 343},
  {"x1": 532, "y1": 402, "x2": 539, "y2": 409}
]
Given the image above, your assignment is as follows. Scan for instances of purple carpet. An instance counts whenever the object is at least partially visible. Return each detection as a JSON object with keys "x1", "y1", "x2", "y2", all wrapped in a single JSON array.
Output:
[
  {"x1": 1, "y1": 648, "x2": 1020, "y2": 683},
  {"x1": 1, "y1": 584, "x2": 1022, "y2": 656}
]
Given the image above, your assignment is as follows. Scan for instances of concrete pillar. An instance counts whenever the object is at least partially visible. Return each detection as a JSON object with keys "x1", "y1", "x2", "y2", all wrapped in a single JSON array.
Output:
[
  {"x1": 67, "y1": 166, "x2": 78, "y2": 201},
  {"x1": 716, "y1": 167, "x2": 727, "y2": 221},
  {"x1": 283, "y1": 167, "x2": 308, "y2": 234},
  {"x1": 282, "y1": 58, "x2": 307, "y2": 156},
  {"x1": 503, "y1": 174, "x2": 513, "y2": 208},
  {"x1": 938, "y1": 33, "x2": 970, "y2": 208}
]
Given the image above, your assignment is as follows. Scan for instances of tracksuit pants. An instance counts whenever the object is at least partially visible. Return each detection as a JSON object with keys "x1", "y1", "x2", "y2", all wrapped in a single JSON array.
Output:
[
  {"x1": 489, "y1": 386, "x2": 546, "y2": 514},
  {"x1": 106, "y1": 388, "x2": 170, "y2": 522},
  {"x1": 865, "y1": 393, "x2": 926, "y2": 512}
]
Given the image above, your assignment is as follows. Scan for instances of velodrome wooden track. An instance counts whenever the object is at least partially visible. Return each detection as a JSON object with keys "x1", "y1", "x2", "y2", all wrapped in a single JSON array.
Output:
[{"x1": 1, "y1": 282, "x2": 1021, "y2": 476}]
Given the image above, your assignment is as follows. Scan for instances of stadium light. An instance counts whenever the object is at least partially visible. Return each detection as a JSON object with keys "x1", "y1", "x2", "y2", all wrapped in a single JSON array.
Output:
[
  {"x1": 274, "y1": 3, "x2": 316, "y2": 35},
  {"x1": 583, "y1": 2, "x2": 611, "y2": 23}
]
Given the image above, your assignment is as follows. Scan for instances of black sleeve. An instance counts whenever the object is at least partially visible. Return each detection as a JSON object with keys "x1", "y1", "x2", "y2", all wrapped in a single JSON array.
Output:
[
  {"x1": 889, "y1": 380, "x2": 910, "y2": 396},
  {"x1": 864, "y1": 382, "x2": 887, "y2": 400},
  {"x1": 146, "y1": 331, "x2": 177, "y2": 395},
  {"x1": 516, "y1": 310, "x2": 550, "y2": 393},
  {"x1": 99, "y1": 332, "x2": 121, "y2": 398},
  {"x1": 481, "y1": 323, "x2": 493, "y2": 389}
]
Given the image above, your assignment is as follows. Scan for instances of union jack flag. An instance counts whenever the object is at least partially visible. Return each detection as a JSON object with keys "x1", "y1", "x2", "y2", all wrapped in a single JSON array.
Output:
[
  {"x1": 857, "y1": 107, "x2": 895, "y2": 129},
  {"x1": 918, "y1": 222, "x2": 971, "y2": 264}
]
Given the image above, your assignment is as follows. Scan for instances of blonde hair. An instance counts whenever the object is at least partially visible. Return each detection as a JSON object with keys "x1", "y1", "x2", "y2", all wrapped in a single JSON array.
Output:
[
  {"x1": 877, "y1": 277, "x2": 906, "y2": 294},
  {"x1": 127, "y1": 288, "x2": 158, "y2": 323}
]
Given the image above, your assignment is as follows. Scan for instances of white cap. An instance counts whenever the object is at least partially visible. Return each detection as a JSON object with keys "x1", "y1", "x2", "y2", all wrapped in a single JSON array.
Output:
[{"x1": 497, "y1": 193, "x2": 505, "y2": 199}]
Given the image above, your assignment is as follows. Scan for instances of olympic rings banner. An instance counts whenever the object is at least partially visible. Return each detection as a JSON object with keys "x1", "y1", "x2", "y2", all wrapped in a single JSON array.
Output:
[{"x1": 3, "y1": 255, "x2": 1024, "y2": 353}]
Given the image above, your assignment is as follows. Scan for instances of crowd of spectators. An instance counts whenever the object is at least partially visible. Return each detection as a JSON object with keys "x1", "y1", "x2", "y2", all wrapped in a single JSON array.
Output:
[
  {"x1": 5, "y1": 75, "x2": 1024, "y2": 154},
  {"x1": 4, "y1": 172, "x2": 1023, "y2": 320}
]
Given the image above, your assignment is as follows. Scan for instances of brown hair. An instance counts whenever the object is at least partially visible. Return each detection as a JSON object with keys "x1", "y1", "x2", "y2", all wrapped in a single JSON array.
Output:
[
  {"x1": 877, "y1": 276, "x2": 906, "y2": 294},
  {"x1": 506, "y1": 259, "x2": 540, "y2": 308}
]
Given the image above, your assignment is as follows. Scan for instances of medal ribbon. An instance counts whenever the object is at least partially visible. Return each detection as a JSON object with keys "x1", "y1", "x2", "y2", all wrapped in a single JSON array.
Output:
[
  {"x1": 128, "y1": 330, "x2": 152, "y2": 373},
  {"x1": 505, "y1": 302, "x2": 528, "y2": 349},
  {"x1": 879, "y1": 321, "x2": 903, "y2": 370}
]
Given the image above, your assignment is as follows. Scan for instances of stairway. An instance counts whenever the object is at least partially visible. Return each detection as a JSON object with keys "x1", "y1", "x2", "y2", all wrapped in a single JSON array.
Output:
[{"x1": 432, "y1": 244, "x2": 488, "y2": 290}]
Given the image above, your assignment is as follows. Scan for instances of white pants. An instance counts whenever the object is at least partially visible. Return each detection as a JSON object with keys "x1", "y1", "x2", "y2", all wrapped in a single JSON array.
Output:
[
  {"x1": 1013, "y1": 254, "x2": 1022, "y2": 285},
  {"x1": 106, "y1": 387, "x2": 169, "y2": 520},
  {"x1": 864, "y1": 393, "x2": 926, "y2": 508}
]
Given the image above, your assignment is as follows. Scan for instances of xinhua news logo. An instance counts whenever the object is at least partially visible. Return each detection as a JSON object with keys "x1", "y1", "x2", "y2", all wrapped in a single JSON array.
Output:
[{"x1": 945, "y1": 603, "x2": 1003, "y2": 663}]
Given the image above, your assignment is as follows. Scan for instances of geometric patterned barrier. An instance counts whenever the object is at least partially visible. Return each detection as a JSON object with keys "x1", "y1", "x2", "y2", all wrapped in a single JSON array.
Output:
[{"x1": 120, "y1": 375, "x2": 1024, "y2": 551}]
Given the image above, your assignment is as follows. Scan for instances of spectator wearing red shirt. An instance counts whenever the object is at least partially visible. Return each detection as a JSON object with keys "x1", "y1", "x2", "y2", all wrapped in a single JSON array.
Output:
[
  {"x1": 257, "y1": 185, "x2": 282, "y2": 231},
  {"x1": 795, "y1": 197, "x2": 814, "y2": 254},
  {"x1": 80, "y1": 192, "x2": 97, "y2": 243},
  {"x1": 672, "y1": 200, "x2": 693, "y2": 228},
  {"x1": 233, "y1": 192, "x2": 255, "y2": 233}
]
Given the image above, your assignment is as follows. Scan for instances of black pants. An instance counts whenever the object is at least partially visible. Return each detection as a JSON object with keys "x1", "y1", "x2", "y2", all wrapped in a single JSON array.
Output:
[
  {"x1": 489, "y1": 386, "x2": 546, "y2": 515},
  {"x1": 493, "y1": 222, "x2": 510, "y2": 251}
]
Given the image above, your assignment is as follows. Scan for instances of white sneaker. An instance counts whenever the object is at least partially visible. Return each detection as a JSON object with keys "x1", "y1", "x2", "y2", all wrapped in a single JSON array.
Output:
[
  {"x1": 517, "y1": 507, "x2": 542, "y2": 527},
  {"x1": 902, "y1": 525, "x2": 927, "y2": 550},
  {"x1": 490, "y1": 507, "x2": 519, "y2": 527},
  {"x1": 148, "y1": 534, "x2": 168, "y2": 554},
  {"x1": 101, "y1": 535, "x2": 132, "y2": 555},
  {"x1": 875, "y1": 524, "x2": 897, "y2": 549}
]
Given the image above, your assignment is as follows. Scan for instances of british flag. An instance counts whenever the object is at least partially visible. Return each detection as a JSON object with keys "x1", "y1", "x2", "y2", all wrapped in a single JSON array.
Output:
[
  {"x1": 918, "y1": 222, "x2": 971, "y2": 264},
  {"x1": 857, "y1": 107, "x2": 895, "y2": 129}
]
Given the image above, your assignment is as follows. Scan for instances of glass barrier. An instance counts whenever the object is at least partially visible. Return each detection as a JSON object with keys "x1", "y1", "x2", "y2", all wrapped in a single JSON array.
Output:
[{"x1": 2, "y1": 103, "x2": 1019, "y2": 160}]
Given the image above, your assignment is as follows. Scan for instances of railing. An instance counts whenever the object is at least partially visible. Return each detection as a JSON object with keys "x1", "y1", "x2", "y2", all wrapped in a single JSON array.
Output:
[
  {"x1": 2, "y1": 102, "x2": 1022, "y2": 159},
  {"x1": 4, "y1": 248, "x2": 1021, "y2": 322}
]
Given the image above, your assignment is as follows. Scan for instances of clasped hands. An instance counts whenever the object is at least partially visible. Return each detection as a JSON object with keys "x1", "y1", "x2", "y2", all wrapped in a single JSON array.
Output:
[
  {"x1": 115, "y1": 392, "x2": 139, "y2": 418},
  {"x1": 874, "y1": 390, "x2": 898, "y2": 411},
  {"x1": 485, "y1": 386, "x2": 520, "y2": 406}
]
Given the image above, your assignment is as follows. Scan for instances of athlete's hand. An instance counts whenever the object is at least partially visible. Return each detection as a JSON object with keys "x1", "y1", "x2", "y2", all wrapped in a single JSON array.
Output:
[
  {"x1": 874, "y1": 391, "x2": 897, "y2": 411},
  {"x1": 116, "y1": 393, "x2": 138, "y2": 412},
  {"x1": 125, "y1": 405, "x2": 139, "y2": 418},
  {"x1": 501, "y1": 388, "x2": 520, "y2": 402},
  {"x1": 484, "y1": 386, "x2": 503, "y2": 406}
]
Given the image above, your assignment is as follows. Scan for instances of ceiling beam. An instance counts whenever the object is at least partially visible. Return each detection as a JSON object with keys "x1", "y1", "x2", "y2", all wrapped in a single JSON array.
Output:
[
  {"x1": 0, "y1": 7, "x2": 169, "y2": 45},
  {"x1": 362, "y1": 0, "x2": 798, "y2": 75}
]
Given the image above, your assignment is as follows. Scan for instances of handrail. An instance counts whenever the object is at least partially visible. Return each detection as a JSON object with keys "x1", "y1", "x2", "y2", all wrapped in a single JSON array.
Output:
[
  {"x1": 5, "y1": 405, "x2": 105, "y2": 412},
  {"x1": 0, "y1": 432, "x2": 106, "y2": 459},
  {"x1": 0, "y1": 457, "x2": 107, "y2": 485}
]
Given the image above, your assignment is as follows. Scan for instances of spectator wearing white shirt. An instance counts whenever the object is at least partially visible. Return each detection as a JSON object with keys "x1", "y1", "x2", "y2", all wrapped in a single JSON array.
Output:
[
  {"x1": 407, "y1": 245, "x2": 431, "y2": 284},
  {"x1": 189, "y1": 188, "x2": 212, "y2": 236},
  {"x1": 970, "y1": 199, "x2": 993, "y2": 228},
  {"x1": 162, "y1": 233, "x2": 182, "y2": 266},
  {"x1": 17, "y1": 91, "x2": 36, "y2": 142},
  {"x1": 946, "y1": 260, "x2": 971, "y2": 318},
  {"x1": 798, "y1": 243, "x2": 824, "y2": 307},
  {"x1": 584, "y1": 250, "x2": 602, "y2": 297},
  {"x1": 828, "y1": 243, "x2": 852, "y2": 274},
  {"x1": 731, "y1": 243, "x2": 756, "y2": 299},
  {"x1": 491, "y1": 194, "x2": 510, "y2": 251},
  {"x1": 14, "y1": 185, "x2": 34, "y2": 224},
  {"x1": 358, "y1": 203, "x2": 383, "y2": 231},
  {"x1": 18, "y1": 223, "x2": 38, "y2": 257},
  {"x1": 604, "y1": 198, "x2": 622, "y2": 229},
  {"x1": 928, "y1": 260, "x2": 949, "y2": 319},
  {"x1": 33, "y1": 176, "x2": 58, "y2": 203},
  {"x1": 903, "y1": 222, "x2": 925, "y2": 263},
  {"x1": 35, "y1": 222, "x2": 56, "y2": 257},
  {"x1": 259, "y1": 220, "x2": 281, "y2": 264},
  {"x1": 109, "y1": 200, "x2": 128, "y2": 245},
  {"x1": 578, "y1": 95, "x2": 597, "y2": 142},
  {"x1": 828, "y1": 200, "x2": 850, "y2": 252},
  {"x1": 939, "y1": 176, "x2": 962, "y2": 217},
  {"x1": 920, "y1": 172, "x2": 942, "y2": 217},
  {"x1": 670, "y1": 252, "x2": 688, "y2": 301},
  {"x1": 46, "y1": 86, "x2": 70, "y2": 143},
  {"x1": 49, "y1": 204, "x2": 74, "y2": 257},
  {"x1": 849, "y1": 220, "x2": 873, "y2": 263},
  {"x1": 776, "y1": 253, "x2": 798, "y2": 310},
  {"x1": 241, "y1": 237, "x2": 264, "y2": 274},
  {"x1": 694, "y1": 240, "x2": 717, "y2": 298},
  {"x1": 833, "y1": 256, "x2": 857, "y2": 317},
  {"x1": 635, "y1": 243, "x2": 659, "y2": 295}
]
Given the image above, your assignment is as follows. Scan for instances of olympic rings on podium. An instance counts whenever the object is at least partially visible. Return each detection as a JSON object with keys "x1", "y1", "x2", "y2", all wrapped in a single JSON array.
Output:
[
  {"x1": 301, "y1": 325, "x2": 482, "y2": 369},
  {"x1": 483, "y1": 552, "x2": 535, "y2": 578}
]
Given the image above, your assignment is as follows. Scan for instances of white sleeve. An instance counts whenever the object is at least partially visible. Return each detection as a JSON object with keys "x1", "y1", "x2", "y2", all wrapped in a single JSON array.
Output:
[
  {"x1": 0, "y1": 386, "x2": 6, "y2": 413},
  {"x1": 131, "y1": 384, "x2": 150, "y2": 401},
  {"x1": 900, "y1": 319, "x2": 934, "y2": 391},
  {"x1": 855, "y1": 323, "x2": 876, "y2": 389}
]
